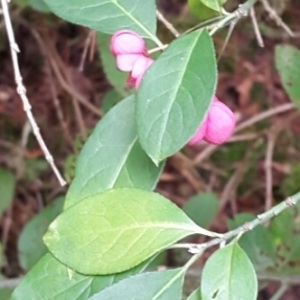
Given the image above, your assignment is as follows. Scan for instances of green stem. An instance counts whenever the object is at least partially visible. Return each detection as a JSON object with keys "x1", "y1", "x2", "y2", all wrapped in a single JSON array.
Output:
[
  {"x1": 186, "y1": 191, "x2": 300, "y2": 253},
  {"x1": 152, "y1": 35, "x2": 164, "y2": 48},
  {"x1": 150, "y1": 0, "x2": 261, "y2": 53},
  {"x1": 183, "y1": 16, "x2": 225, "y2": 35},
  {"x1": 209, "y1": 0, "x2": 260, "y2": 35},
  {"x1": 183, "y1": 250, "x2": 204, "y2": 272},
  {"x1": 239, "y1": 0, "x2": 260, "y2": 13}
]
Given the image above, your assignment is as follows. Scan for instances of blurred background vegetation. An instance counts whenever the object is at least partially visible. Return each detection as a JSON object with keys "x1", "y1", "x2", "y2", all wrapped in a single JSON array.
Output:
[{"x1": 0, "y1": 0, "x2": 300, "y2": 299}]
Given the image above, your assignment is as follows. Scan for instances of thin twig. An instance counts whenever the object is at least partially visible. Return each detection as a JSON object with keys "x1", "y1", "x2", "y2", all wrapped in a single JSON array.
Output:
[
  {"x1": 265, "y1": 130, "x2": 277, "y2": 211},
  {"x1": 48, "y1": 76, "x2": 74, "y2": 147},
  {"x1": 209, "y1": 0, "x2": 260, "y2": 36},
  {"x1": 0, "y1": 277, "x2": 23, "y2": 289},
  {"x1": 150, "y1": 0, "x2": 261, "y2": 55},
  {"x1": 20, "y1": 118, "x2": 31, "y2": 151},
  {"x1": 15, "y1": 120, "x2": 31, "y2": 179},
  {"x1": 220, "y1": 159, "x2": 249, "y2": 211},
  {"x1": 78, "y1": 30, "x2": 94, "y2": 72},
  {"x1": 0, "y1": 0, "x2": 66, "y2": 186},
  {"x1": 187, "y1": 191, "x2": 300, "y2": 254},
  {"x1": 250, "y1": 7, "x2": 264, "y2": 47},
  {"x1": 156, "y1": 10, "x2": 179, "y2": 37},
  {"x1": 260, "y1": 0, "x2": 294, "y2": 37},
  {"x1": 218, "y1": 20, "x2": 237, "y2": 61},
  {"x1": 227, "y1": 132, "x2": 260, "y2": 142},
  {"x1": 42, "y1": 32, "x2": 88, "y2": 137},
  {"x1": 17, "y1": 18, "x2": 74, "y2": 147},
  {"x1": 235, "y1": 103, "x2": 294, "y2": 132},
  {"x1": 258, "y1": 274, "x2": 300, "y2": 285},
  {"x1": 269, "y1": 284, "x2": 289, "y2": 300},
  {"x1": 46, "y1": 44, "x2": 102, "y2": 117},
  {"x1": 89, "y1": 31, "x2": 96, "y2": 62},
  {"x1": 148, "y1": 44, "x2": 168, "y2": 55},
  {"x1": 184, "y1": 16, "x2": 224, "y2": 36}
]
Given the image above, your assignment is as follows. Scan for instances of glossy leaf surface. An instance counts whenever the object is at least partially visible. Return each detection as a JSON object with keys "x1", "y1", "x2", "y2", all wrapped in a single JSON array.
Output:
[
  {"x1": 43, "y1": 0, "x2": 159, "y2": 42},
  {"x1": 11, "y1": 253, "x2": 152, "y2": 300},
  {"x1": 136, "y1": 30, "x2": 217, "y2": 163},
  {"x1": 201, "y1": 240, "x2": 257, "y2": 300},
  {"x1": 275, "y1": 44, "x2": 300, "y2": 109},
  {"x1": 65, "y1": 96, "x2": 164, "y2": 209},
  {"x1": 187, "y1": 289, "x2": 201, "y2": 300},
  {"x1": 183, "y1": 193, "x2": 218, "y2": 228},
  {"x1": 200, "y1": 0, "x2": 222, "y2": 11},
  {"x1": 18, "y1": 197, "x2": 64, "y2": 270},
  {"x1": 88, "y1": 269, "x2": 184, "y2": 300},
  {"x1": 45, "y1": 188, "x2": 211, "y2": 275},
  {"x1": 188, "y1": 0, "x2": 226, "y2": 19},
  {"x1": 97, "y1": 33, "x2": 131, "y2": 97}
]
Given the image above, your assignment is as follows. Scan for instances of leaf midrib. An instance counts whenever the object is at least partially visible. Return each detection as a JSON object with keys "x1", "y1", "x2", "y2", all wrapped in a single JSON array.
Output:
[
  {"x1": 112, "y1": 0, "x2": 161, "y2": 46},
  {"x1": 225, "y1": 243, "x2": 235, "y2": 300},
  {"x1": 108, "y1": 137, "x2": 138, "y2": 189},
  {"x1": 70, "y1": 222, "x2": 198, "y2": 234},
  {"x1": 155, "y1": 31, "x2": 203, "y2": 161},
  {"x1": 67, "y1": 134, "x2": 138, "y2": 209},
  {"x1": 152, "y1": 269, "x2": 184, "y2": 300}
]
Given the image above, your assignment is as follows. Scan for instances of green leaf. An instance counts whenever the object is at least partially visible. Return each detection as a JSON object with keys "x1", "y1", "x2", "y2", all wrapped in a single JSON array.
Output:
[
  {"x1": 187, "y1": 289, "x2": 201, "y2": 300},
  {"x1": 102, "y1": 89, "x2": 123, "y2": 114},
  {"x1": 275, "y1": 45, "x2": 300, "y2": 109},
  {"x1": 201, "y1": 240, "x2": 258, "y2": 300},
  {"x1": 183, "y1": 193, "x2": 218, "y2": 228},
  {"x1": 200, "y1": 0, "x2": 222, "y2": 11},
  {"x1": 65, "y1": 96, "x2": 164, "y2": 209},
  {"x1": 30, "y1": 0, "x2": 50, "y2": 12},
  {"x1": 11, "y1": 253, "x2": 153, "y2": 300},
  {"x1": 0, "y1": 288, "x2": 13, "y2": 300},
  {"x1": 45, "y1": 188, "x2": 215, "y2": 275},
  {"x1": 269, "y1": 204, "x2": 300, "y2": 261},
  {"x1": 24, "y1": 159, "x2": 48, "y2": 182},
  {"x1": 17, "y1": 197, "x2": 64, "y2": 271},
  {"x1": 146, "y1": 251, "x2": 167, "y2": 271},
  {"x1": 188, "y1": 0, "x2": 219, "y2": 20},
  {"x1": 43, "y1": 0, "x2": 159, "y2": 43},
  {"x1": 97, "y1": 33, "x2": 131, "y2": 97},
  {"x1": 227, "y1": 214, "x2": 275, "y2": 269},
  {"x1": 88, "y1": 269, "x2": 184, "y2": 300},
  {"x1": 96, "y1": 33, "x2": 159, "y2": 97},
  {"x1": 0, "y1": 168, "x2": 15, "y2": 215},
  {"x1": 14, "y1": 0, "x2": 30, "y2": 7},
  {"x1": 188, "y1": 0, "x2": 227, "y2": 20},
  {"x1": 136, "y1": 30, "x2": 217, "y2": 163}
]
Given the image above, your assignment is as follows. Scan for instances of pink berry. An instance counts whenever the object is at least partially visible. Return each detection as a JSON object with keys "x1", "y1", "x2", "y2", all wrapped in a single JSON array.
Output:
[
  {"x1": 187, "y1": 116, "x2": 208, "y2": 146},
  {"x1": 204, "y1": 100, "x2": 236, "y2": 145},
  {"x1": 127, "y1": 56, "x2": 154, "y2": 90},
  {"x1": 131, "y1": 56, "x2": 153, "y2": 78},
  {"x1": 110, "y1": 30, "x2": 146, "y2": 57},
  {"x1": 116, "y1": 54, "x2": 142, "y2": 72}
]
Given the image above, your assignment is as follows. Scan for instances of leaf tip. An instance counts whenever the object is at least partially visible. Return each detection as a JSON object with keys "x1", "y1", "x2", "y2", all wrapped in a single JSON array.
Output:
[{"x1": 151, "y1": 157, "x2": 161, "y2": 167}]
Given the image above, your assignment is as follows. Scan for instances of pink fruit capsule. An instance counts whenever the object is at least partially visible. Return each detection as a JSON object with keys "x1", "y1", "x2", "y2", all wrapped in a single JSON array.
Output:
[
  {"x1": 116, "y1": 54, "x2": 142, "y2": 72},
  {"x1": 110, "y1": 30, "x2": 146, "y2": 57},
  {"x1": 204, "y1": 100, "x2": 236, "y2": 145},
  {"x1": 187, "y1": 116, "x2": 208, "y2": 146},
  {"x1": 127, "y1": 56, "x2": 154, "y2": 90}
]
